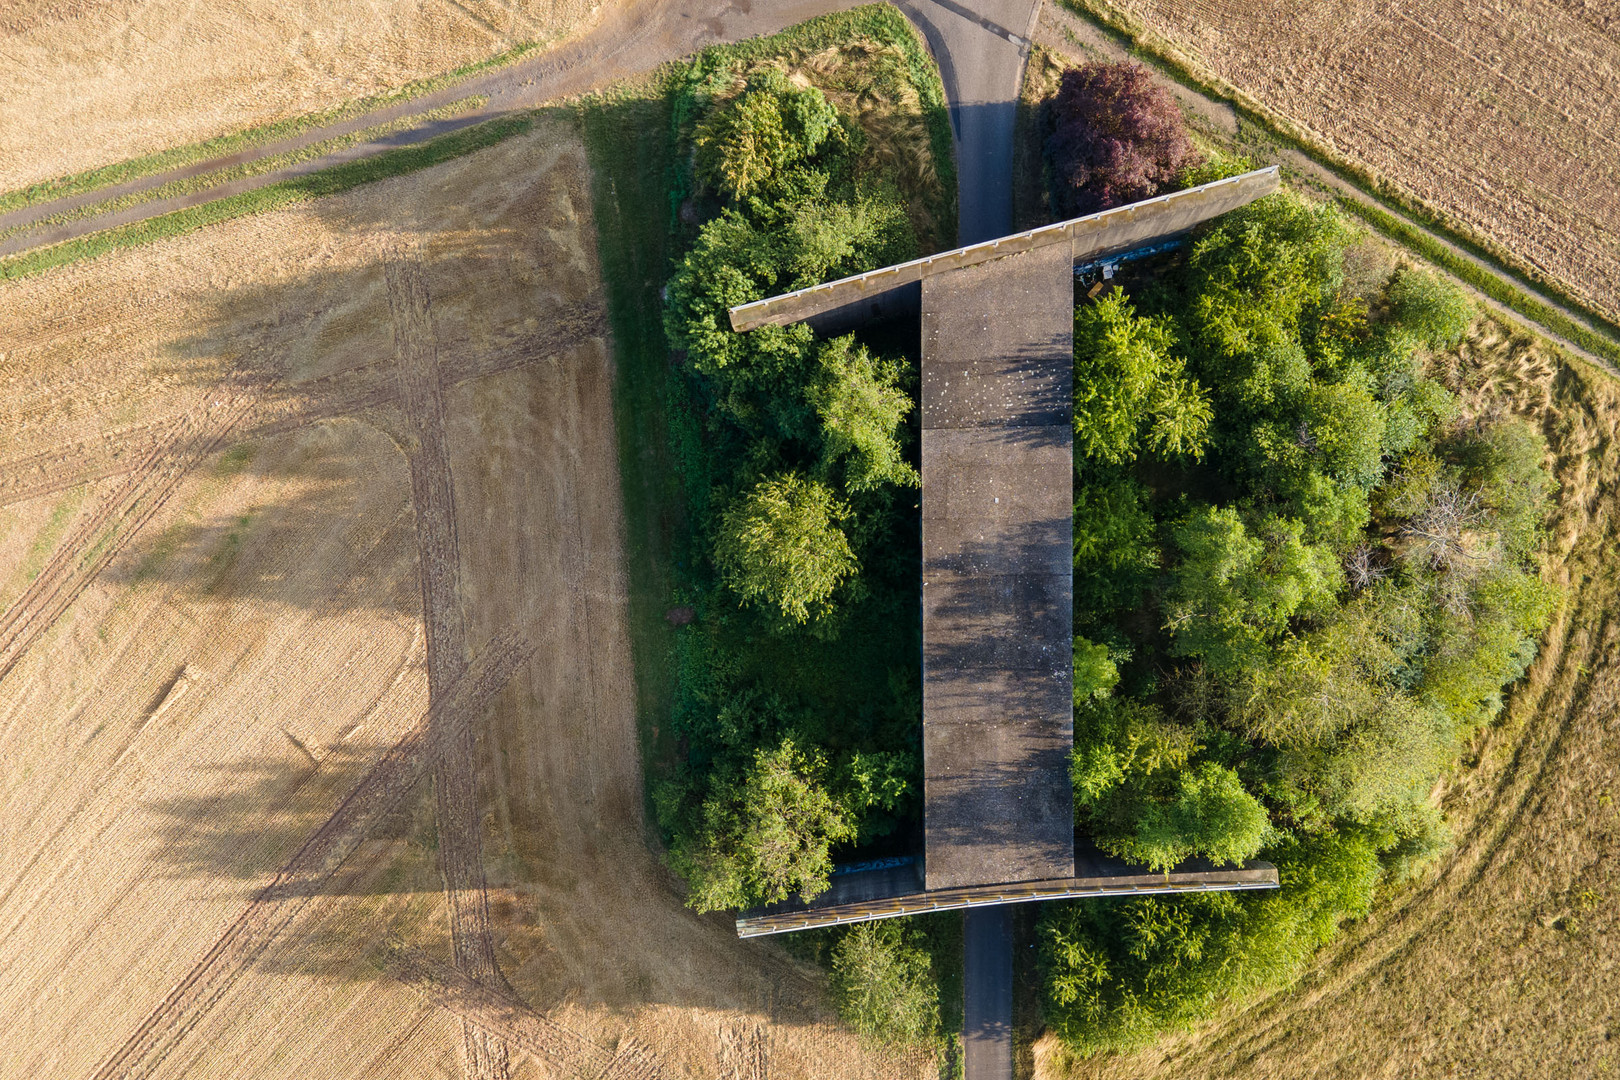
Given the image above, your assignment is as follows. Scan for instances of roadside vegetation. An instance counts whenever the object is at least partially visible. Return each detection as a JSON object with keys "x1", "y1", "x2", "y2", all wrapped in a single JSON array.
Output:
[
  {"x1": 0, "y1": 111, "x2": 539, "y2": 281},
  {"x1": 581, "y1": 4, "x2": 959, "y2": 1056},
  {"x1": 1032, "y1": 62, "x2": 1558, "y2": 1055}
]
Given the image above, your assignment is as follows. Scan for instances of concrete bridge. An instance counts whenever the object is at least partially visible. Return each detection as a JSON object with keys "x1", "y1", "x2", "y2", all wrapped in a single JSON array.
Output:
[{"x1": 729, "y1": 167, "x2": 1281, "y2": 1080}]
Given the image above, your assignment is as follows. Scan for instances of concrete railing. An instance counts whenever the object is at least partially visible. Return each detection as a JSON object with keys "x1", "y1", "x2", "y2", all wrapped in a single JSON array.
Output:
[{"x1": 727, "y1": 166, "x2": 1279, "y2": 332}]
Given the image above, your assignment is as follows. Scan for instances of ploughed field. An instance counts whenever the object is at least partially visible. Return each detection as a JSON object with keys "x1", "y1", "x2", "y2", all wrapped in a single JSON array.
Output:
[
  {"x1": 0, "y1": 115, "x2": 919, "y2": 1079},
  {"x1": 1100, "y1": 0, "x2": 1620, "y2": 325}
]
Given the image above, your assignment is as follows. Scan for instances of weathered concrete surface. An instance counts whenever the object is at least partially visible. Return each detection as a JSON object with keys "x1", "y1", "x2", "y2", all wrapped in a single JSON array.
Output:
[
  {"x1": 921, "y1": 241, "x2": 1074, "y2": 892},
  {"x1": 726, "y1": 166, "x2": 1280, "y2": 331},
  {"x1": 735, "y1": 850, "x2": 1280, "y2": 936}
]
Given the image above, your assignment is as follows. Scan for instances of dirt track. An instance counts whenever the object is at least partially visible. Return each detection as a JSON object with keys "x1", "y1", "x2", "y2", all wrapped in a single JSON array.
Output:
[{"x1": 0, "y1": 116, "x2": 927, "y2": 1079}]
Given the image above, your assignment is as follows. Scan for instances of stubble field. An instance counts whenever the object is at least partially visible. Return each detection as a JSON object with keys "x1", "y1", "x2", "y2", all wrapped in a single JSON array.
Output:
[
  {"x1": 0, "y1": 0, "x2": 603, "y2": 192},
  {"x1": 0, "y1": 115, "x2": 925, "y2": 1079},
  {"x1": 1089, "y1": 0, "x2": 1620, "y2": 326}
]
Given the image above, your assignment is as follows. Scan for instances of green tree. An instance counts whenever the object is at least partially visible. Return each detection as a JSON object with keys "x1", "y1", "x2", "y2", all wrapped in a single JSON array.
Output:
[
  {"x1": 676, "y1": 737, "x2": 855, "y2": 911},
  {"x1": 1386, "y1": 267, "x2": 1475, "y2": 349},
  {"x1": 830, "y1": 921, "x2": 941, "y2": 1046},
  {"x1": 715, "y1": 473, "x2": 857, "y2": 623},
  {"x1": 694, "y1": 68, "x2": 840, "y2": 200},
  {"x1": 1073, "y1": 292, "x2": 1212, "y2": 463},
  {"x1": 808, "y1": 336, "x2": 918, "y2": 492},
  {"x1": 1163, "y1": 507, "x2": 1341, "y2": 675}
]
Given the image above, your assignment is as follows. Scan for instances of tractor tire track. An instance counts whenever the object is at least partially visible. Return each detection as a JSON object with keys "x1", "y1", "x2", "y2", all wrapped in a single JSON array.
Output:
[
  {"x1": 383, "y1": 244, "x2": 509, "y2": 1080},
  {"x1": 0, "y1": 302, "x2": 605, "y2": 510},
  {"x1": 85, "y1": 627, "x2": 535, "y2": 1080},
  {"x1": 390, "y1": 951, "x2": 666, "y2": 1080},
  {"x1": 0, "y1": 388, "x2": 259, "y2": 685}
]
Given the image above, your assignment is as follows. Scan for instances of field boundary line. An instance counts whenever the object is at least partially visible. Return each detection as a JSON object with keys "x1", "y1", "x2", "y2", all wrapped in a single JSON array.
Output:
[{"x1": 384, "y1": 243, "x2": 511, "y2": 1080}]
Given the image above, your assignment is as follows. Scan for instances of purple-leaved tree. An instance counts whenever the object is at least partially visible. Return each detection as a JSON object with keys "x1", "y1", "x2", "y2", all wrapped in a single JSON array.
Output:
[{"x1": 1045, "y1": 61, "x2": 1195, "y2": 218}]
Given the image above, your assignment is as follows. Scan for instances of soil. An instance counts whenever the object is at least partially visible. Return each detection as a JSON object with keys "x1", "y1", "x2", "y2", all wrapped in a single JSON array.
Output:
[{"x1": 0, "y1": 116, "x2": 929, "y2": 1078}]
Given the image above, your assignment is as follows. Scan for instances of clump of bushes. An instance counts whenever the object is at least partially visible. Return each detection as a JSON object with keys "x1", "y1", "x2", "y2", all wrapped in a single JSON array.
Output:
[
  {"x1": 1044, "y1": 60, "x2": 1195, "y2": 217},
  {"x1": 1042, "y1": 168, "x2": 1557, "y2": 1052},
  {"x1": 654, "y1": 34, "x2": 947, "y2": 920}
]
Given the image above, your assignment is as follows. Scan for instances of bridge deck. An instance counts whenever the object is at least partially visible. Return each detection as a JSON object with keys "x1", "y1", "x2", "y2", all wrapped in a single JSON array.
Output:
[{"x1": 920, "y1": 242, "x2": 1075, "y2": 891}]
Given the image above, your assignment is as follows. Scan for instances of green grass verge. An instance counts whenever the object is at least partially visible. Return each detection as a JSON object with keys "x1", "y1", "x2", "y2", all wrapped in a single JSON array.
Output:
[
  {"x1": 578, "y1": 81, "x2": 684, "y2": 797},
  {"x1": 1, "y1": 97, "x2": 488, "y2": 242},
  {"x1": 0, "y1": 112, "x2": 537, "y2": 282},
  {"x1": 0, "y1": 39, "x2": 553, "y2": 217},
  {"x1": 1337, "y1": 197, "x2": 1620, "y2": 369},
  {"x1": 1055, "y1": 0, "x2": 1620, "y2": 365}
]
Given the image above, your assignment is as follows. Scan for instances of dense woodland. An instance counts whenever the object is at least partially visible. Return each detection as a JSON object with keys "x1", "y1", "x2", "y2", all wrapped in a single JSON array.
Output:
[{"x1": 653, "y1": 40, "x2": 1557, "y2": 1056}]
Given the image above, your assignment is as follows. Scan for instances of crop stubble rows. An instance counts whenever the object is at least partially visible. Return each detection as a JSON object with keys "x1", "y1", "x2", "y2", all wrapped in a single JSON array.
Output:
[{"x1": 1110, "y1": 0, "x2": 1620, "y2": 324}]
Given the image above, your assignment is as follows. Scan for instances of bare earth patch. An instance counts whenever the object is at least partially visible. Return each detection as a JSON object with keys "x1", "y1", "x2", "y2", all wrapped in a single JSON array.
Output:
[{"x1": 0, "y1": 116, "x2": 924, "y2": 1078}]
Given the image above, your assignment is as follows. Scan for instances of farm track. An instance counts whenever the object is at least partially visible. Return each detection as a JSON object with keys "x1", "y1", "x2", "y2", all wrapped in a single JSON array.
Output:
[
  {"x1": 86, "y1": 627, "x2": 535, "y2": 1080},
  {"x1": 391, "y1": 950, "x2": 666, "y2": 1080},
  {"x1": 384, "y1": 246, "x2": 510, "y2": 1080},
  {"x1": 0, "y1": 300, "x2": 604, "y2": 511}
]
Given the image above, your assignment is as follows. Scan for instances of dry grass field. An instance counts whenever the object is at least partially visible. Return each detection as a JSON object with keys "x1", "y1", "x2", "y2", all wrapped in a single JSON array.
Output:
[
  {"x1": 0, "y1": 0, "x2": 603, "y2": 192},
  {"x1": 1037, "y1": 316, "x2": 1620, "y2": 1079},
  {"x1": 1091, "y1": 0, "x2": 1620, "y2": 326},
  {"x1": 0, "y1": 115, "x2": 927, "y2": 1079}
]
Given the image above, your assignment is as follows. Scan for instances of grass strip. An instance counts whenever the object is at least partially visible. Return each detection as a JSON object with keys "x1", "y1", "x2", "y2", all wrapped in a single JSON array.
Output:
[
  {"x1": 1337, "y1": 197, "x2": 1620, "y2": 368},
  {"x1": 1055, "y1": 0, "x2": 1620, "y2": 361},
  {"x1": 579, "y1": 81, "x2": 683, "y2": 791},
  {"x1": 0, "y1": 112, "x2": 536, "y2": 282},
  {"x1": 1, "y1": 97, "x2": 488, "y2": 243},
  {"x1": 0, "y1": 39, "x2": 554, "y2": 216}
]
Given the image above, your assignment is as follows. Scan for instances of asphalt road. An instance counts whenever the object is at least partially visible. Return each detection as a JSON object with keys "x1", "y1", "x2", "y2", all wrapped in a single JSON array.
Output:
[{"x1": 963, "y1": 906, "x2": 1015, "y2": 1080}]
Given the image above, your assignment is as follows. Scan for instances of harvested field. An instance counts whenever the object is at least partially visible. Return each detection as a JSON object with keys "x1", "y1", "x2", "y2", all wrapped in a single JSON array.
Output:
[
  {"x1": 1081, "y1": 0, "x2": 1620, "y2": 326},
  {"x1": 0, "y1": 0, "x2": 602, "y2": 192},
  {"x1": 1039, "y1": 317, "x2": 1620, "y2": 1078},
  {"x1": 0, "y1": 115, "x2": 922, "y2": 1078}
]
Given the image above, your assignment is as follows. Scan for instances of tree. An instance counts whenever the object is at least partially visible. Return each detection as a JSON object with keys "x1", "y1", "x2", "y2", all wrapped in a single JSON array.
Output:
[
  {"x1": 1386, "y1": 267, "x2": 1474, "y2": 349},
  {"x1": 1045, "y1": 61, "x2": 1195, "y2": 218},
  {"x1": 1073, "y1": 292, "x2": 1211, "y2": 464},
  {"x1": 714, "y1": 473, "x2": 857, "y2": 623},
  {"x1": 1163, "y1": 507, "x2": 1341, "y2": 675},
  {"x1": 830, "y1": 921, "x2": 941, "y2": 1046},
  {"x1": 676, "y1": 737, "x2": 855, "y2": 911},
  {"x1": 694, "y1": 68, "x2": 840, "y2": 200},
  {"x1": 808, "y1": 336, "x2": 918, "y2": 492}
]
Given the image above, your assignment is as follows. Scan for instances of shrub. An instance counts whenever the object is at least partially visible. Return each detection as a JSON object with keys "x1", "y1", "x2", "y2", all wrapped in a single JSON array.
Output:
[
  {"x1": 714, "y1": 473, "x2": 857, "y2": 624},
  {"x1": 694, "y1": 68, "x2": 840, "y2": 200},
  {"x1": 830, "y1": 921, "x2": 941, "y2": 1046},
  {"x1": 1044, "y1": 60, "x2": 1194, "y2": 218}
]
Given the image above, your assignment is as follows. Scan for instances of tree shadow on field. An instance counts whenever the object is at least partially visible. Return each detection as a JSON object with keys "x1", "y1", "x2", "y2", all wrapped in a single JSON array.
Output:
[
  {"x1": 143, "y1": 751, "x2": 442, "y2": 895},
  {"x1": 129, "y1": 107, "x2": 850, "y2": 1034}
]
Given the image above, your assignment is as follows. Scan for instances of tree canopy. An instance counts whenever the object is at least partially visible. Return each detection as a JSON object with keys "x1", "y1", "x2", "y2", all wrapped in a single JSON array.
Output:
[{"x1": 1044, "y1": 61, "x2": 1195, "y2": 217}]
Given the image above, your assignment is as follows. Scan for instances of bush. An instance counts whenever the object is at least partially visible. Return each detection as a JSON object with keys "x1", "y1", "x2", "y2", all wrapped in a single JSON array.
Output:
[
  {"x1": 830, "y1": 921, "x2": 941, "y2": 1046},
  {"x1": 694, "y1": 68, "x2": 840, "y2": 200},
  {"x1": 1044, "y1": 60, "x2": 1194, "y2": 218},
  {"x1": 714, "y1": 473, "x2": 857, "y2": 624}
]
